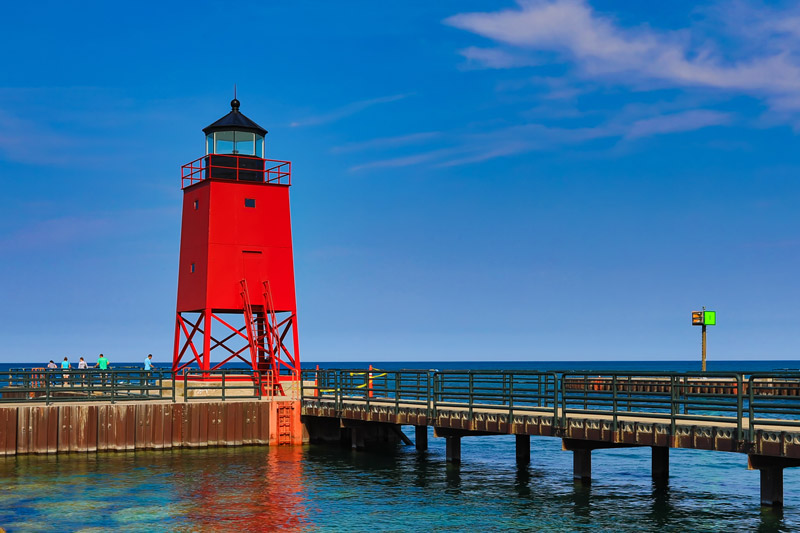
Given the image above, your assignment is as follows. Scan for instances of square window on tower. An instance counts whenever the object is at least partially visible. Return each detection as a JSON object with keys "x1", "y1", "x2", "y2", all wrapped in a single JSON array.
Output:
[{"x1": 244, "y1": 198, "x2": 256, "y2": 208}]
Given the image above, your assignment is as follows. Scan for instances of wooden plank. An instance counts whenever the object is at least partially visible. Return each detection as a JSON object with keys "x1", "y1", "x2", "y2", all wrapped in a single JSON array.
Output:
[
  {"x1": 69, "y1": 406, "x2": 79, "y2": 452},
  {"x1": 113, "y1": 405, "x2": 126, "y2": 451},
  {"x1": 233, "y1": 403, "x2": 244, "y2": 446},
  {"x1": 171, "y1": 403, "x2": 183, "y2": 447},
  {"x1": 162, "y1": 404, "x2": 173, "y2": 449},
  {"x1": 242, "y1": 402, "x2": 254, "y2": 444},
  {"x1": 198, "y1": 403, "x2": 209, "y2": 447},
  {"x1": 97, "y1": 405, "x2": 108, "y2": 451},
  {"x1": 125, "y1": 405, "x2": 136, "y2": 450},
  {"x1": 153, "y1": 404, "x2": 164, "y2": 449},
  {"x1": 259, "y1": 402, "x2": 270, "y2": 444},
  {"x1": 84, "y1": 405, "x2": 97, "y2": 452},
  {"x1": 17, "y1": 407, "x2": 30, "y2": 455},
  {"x1": 186, "y1": 403, "x2": 200, "y2": 447},
  {"x1": 58, "y1": 406, "x2": 71, "y2": 453},
  {"x1": 47, "y1": 406, "x2": 58, "y2": 453},
  {"x1": 224, "y1": 403, "x2": 236, "y2": 445},
  {"x1": 0, "y1": 407, "x2": 17, "y2": 456},
  {"x1": 207, "y1": 403, "x2": 218, "y2": 446},
  {"x1": 135, "y1": 404, "x2": 146, "y2": 448},
  {"x1": 33, "y1": 407, "x2": 47, "y2": 454}
]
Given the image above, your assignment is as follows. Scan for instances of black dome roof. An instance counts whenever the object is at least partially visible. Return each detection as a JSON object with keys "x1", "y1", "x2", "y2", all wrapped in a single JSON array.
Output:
[{"x1": 203, "y1": 99, "x2": 268, "y2": 136}]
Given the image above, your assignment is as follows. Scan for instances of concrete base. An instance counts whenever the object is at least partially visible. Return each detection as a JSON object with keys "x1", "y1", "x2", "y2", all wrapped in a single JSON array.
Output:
[
  {"x1": 446, "y1": 436, "x2": 461, "y2": 464},
  {"x1": 516, "y1": 434, "x2": 531, "y2": 465},
  {"x1": 415, "y1": 425, "x2": 428, "y2": 451}
]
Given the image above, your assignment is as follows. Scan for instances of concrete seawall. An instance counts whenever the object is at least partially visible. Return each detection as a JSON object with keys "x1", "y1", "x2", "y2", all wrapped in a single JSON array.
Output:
[{"x1": 0, "y1": 399, "x2": 303, "y2": 456}]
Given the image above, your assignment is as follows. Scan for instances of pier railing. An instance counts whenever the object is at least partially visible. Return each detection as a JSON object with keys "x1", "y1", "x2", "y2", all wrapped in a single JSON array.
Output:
[
  {"x1": 300, "y1": 369, "x2": 800, "y2": 443},
  {"x1": 0, "y1": 369, "x2": 270, "y2": 405},
  {"x1": 0, "y1": 369, "x2": 175, "y2": 404}
]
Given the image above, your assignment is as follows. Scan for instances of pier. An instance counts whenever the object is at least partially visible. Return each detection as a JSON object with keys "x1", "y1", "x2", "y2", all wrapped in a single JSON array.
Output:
[
  {"x1": 4, "y1": 366, "x2": 800, "y2": 508},
  {"x1": 300, "y1": 369, "x2": 800, "y2": 508},
  {"x1": 0, "y1": 368, "x2": 303, "y2": 455}
]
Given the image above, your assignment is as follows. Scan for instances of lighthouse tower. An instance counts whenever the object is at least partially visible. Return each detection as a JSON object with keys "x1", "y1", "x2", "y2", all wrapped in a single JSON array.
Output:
[{"x1": 172, "y1": 99, "x2": 300, "y2": 392}]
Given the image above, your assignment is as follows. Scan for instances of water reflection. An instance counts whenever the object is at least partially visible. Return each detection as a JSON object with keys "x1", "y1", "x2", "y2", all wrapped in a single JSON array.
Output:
[
  {"x1": 571, "y1": 481, "x2": 592, "y2": 518},
  {"x1": 3, "y1": 441, "x2": 800, "y2": 531},
  {"x1": 649, "y1": 482, "x2": 673, "y2": 528}
]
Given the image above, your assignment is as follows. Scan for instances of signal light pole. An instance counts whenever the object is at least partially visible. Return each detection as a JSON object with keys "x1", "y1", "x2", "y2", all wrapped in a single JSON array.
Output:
[{"x1": 691, "y1": 307, "x2": 716, "y2": 371}]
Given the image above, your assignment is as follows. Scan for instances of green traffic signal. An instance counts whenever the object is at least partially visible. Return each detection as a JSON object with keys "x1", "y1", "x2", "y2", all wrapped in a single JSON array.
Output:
[{"x1": 704, "y1": 311, "x2": 716, "y2": 326}]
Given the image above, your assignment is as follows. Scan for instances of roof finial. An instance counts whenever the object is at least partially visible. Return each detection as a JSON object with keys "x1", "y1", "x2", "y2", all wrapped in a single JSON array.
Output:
[{"x1": 231, "y1": 84, "x2": 240, "y2": 111}]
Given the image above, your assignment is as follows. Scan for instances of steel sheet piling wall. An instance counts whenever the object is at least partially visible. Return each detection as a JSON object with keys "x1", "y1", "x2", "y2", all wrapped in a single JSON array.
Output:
[{"x1": 0, "y1": 400, "x2": 299, "y2": 456}]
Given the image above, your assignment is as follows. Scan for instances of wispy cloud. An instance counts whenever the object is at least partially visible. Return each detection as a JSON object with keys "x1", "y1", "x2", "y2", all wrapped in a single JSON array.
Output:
[
  {"x1": 331, "y1": 131, "x2": 441, "y2": 154},
  {"x1": 624, "y1": 110, "x2": 732, "y2": 140},
  {"x1": 290, "y1": 94, "x2": 412, "y2": 127},
  {"x1": 458, "y1": 47, "x2": 542, "y2": 69},
  {"x1": 445, "y1": 0, "x2": 800, "y2": 119},
  {"x1": 350, "y1": 108, "x2": 730, "y2": 171}
]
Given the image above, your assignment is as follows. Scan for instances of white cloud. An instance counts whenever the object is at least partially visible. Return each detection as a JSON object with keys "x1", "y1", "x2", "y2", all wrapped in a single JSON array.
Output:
[{"x1": 445, "y1": 0, "x2": 800, "y2": 113}]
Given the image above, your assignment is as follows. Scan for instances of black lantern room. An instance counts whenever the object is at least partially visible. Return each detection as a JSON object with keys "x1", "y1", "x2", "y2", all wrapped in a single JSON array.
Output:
[{"x1": 202, "y1": 99, "x2": 268, "y2": 181}]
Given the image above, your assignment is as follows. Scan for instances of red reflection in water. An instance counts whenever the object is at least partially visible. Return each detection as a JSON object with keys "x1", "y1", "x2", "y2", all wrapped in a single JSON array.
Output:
[{"x1": 180, "y1": 446, "x2": 310, "y2": 532}]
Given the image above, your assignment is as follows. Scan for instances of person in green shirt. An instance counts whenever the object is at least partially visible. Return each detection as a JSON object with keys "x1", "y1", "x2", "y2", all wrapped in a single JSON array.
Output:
[
  {"x1": 95, "y1": 354, "x2": 110, "y2": 370},
  {"x1": 95, "y1": 354, "x2": 110, "y2": 386}
]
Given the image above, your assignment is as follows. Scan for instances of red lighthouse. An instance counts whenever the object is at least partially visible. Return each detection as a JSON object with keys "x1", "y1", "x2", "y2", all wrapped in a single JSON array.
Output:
[{"x1": 172, "y1": 98, "x2": 300, "y2": 392}]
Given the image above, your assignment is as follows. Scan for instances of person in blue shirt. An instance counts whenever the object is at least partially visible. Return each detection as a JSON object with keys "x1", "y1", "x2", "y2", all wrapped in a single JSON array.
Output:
[
  {"x1": 144, "y1": 354, "x2": 154, "y2": 389},
  {"x1": 61, "y1": 357, "x2": 70, "y2": 387}
]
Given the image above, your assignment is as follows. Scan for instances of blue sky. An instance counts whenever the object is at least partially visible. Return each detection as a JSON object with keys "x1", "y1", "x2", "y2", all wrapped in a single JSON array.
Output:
[{"x1": 1, "y1": 0, "x2": 799, "y2": 363}]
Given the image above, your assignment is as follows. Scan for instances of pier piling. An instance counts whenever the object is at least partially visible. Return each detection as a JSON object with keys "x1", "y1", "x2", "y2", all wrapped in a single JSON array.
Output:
[
  {"x1": 652, "y1": 447, "x2": 669, "y2": 483},
  {"x1": 446, "y1": 436, "x2": 461, "y2": 464},
  {"x1": 516, "y1": 434, "x2": 530, "y2": 466},
  {"x1": 415, "y1": 425, "x2": 428, "y2": 451},
  {"x1": 748, "y1": 455, "x2": 800, "y2": 508}
]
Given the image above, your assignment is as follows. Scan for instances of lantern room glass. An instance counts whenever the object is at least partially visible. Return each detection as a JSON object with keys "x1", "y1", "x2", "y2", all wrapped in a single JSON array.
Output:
[{"x1": 206, "y1": 131, "x2": 264, "y2": 157}]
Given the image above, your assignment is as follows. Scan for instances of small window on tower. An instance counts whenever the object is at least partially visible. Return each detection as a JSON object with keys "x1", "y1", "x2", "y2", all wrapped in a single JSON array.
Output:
[
  {"x1": 244, "y1": 198, "x2": 256, "y2": 208},
  {"x1": 193, "y1": 200, "x2": 198, "y2": 210},
  {"x1": 190, "y1": 263, "x2": 195, "y2": 273}
]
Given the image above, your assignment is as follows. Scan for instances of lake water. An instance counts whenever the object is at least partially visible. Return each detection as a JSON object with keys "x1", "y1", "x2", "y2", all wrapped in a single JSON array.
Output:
[{"x1": 1, "y1": 360, "x2": 799, "y2": 531}]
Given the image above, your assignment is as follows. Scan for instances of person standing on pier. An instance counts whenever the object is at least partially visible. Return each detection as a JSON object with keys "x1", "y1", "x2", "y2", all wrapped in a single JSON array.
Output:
[
  {"x1": 95, "y1": 354, "x2": 110, "y2": 386},
  {"x1": 143, "y1": 354, "x2": 154, "y2": 389},
  {"x1": 61, "y1": 357, "x2": 70, "y2": 387},
  {"x1": 77, "y1": 357, "x2": 88, "y2": 387}
]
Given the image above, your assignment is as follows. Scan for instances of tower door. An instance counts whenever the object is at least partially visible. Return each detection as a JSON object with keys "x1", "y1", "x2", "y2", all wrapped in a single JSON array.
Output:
[{"x1": 241, "y1": 251, "x2": 265, "y2": 308}]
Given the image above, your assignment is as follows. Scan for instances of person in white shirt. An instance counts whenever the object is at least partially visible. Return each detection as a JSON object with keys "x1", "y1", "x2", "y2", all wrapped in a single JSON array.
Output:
[{"x1": 77, "y1": 357, "x2": 88, "y2": 387}]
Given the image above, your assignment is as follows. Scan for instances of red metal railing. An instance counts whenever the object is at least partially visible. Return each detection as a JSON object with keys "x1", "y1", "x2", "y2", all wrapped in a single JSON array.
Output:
[{"x1": 181, "y1": 154, "x2": 292, "y2": 188}]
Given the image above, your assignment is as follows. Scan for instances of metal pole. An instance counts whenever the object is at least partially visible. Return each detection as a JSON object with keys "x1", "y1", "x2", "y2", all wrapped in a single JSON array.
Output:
[{"x1": 702, "y1": 324, "x2": 707, "y2": 372}]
